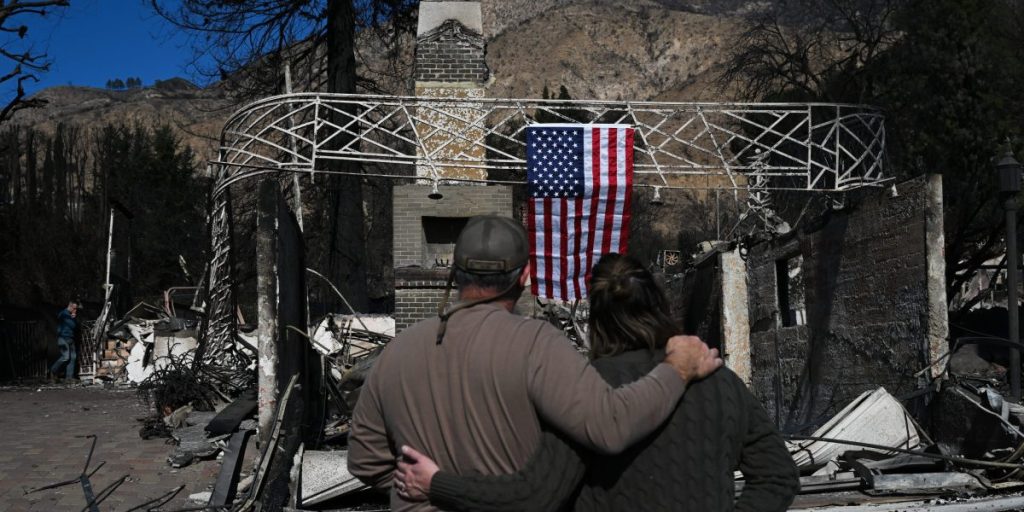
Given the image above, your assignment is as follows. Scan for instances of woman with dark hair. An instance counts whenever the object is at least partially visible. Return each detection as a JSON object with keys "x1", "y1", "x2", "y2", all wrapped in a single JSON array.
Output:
[{"x1": 394, "y1": 253, "x2": 799, "y2": 511}]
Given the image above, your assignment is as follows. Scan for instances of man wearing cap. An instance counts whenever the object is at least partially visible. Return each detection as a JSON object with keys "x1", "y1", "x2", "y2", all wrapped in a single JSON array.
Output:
[{"x1": 349, "y1": 215, "x2": 721, "y2": 511}]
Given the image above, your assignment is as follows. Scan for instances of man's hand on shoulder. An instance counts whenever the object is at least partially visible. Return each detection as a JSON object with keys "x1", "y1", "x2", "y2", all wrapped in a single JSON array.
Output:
[{"x1": 665, "y1": 335, "x2": 723, "y2": 383}]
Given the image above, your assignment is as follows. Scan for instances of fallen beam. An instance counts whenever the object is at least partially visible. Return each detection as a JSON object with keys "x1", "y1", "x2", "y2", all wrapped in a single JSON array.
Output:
[
  {"x1": 206, "y1": 388, "x2": 257, "y2": 436},
  {"x1": 208, "y1": 429, "x2": 254, "y2": 507}
]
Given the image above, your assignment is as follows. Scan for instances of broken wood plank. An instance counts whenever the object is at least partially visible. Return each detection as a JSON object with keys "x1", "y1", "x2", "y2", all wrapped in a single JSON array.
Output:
[{"x1": 208, "y1": 429, "x2": 254, "y2": 507}]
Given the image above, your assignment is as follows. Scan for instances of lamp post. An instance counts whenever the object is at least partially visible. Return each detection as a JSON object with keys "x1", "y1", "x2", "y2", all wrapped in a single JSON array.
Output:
[{"x1": 997, "y1": 148, "x2": 1022, "y2": 401}]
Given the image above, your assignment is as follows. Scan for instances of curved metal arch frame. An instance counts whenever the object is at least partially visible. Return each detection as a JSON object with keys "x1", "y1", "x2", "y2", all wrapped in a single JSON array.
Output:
[
  {"x1": 213, "y1": 93, "x2": 889, "y2": 194},
  {"x1": 198, "y1": 92, "x2": 890, "y2": 363}
]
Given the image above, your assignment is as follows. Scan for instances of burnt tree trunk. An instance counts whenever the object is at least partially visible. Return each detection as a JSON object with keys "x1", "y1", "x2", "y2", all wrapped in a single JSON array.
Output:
[{"x1": 324, "y1": 0, "x2": 368, "y2": 312}]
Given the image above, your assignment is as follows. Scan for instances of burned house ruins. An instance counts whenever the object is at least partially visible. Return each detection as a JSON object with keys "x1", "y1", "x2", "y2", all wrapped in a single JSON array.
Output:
[{"x1": 14, "y1": 1, "x2": 1024, "y2": 510}]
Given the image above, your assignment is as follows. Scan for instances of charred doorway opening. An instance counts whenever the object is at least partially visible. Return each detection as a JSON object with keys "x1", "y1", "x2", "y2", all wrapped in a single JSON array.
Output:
[{"x1": 776, "y1": 254, "x2": 806, "y2": 328}]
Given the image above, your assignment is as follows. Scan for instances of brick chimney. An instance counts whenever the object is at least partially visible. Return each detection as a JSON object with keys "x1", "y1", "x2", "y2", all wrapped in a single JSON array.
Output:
[
  {"x1": 413, "y1": 1, "x2": 490, "y2": 181},
  {"x1": 394, "y1": 1, "x2": 515, "y2": 332}
]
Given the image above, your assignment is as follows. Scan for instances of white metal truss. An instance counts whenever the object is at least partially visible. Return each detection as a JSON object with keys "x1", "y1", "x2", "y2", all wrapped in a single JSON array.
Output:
[
  {"x1": 199, "y1": 92, "x2": 889, "y2": 358},
  {"x1": 212, "y1": 92, "x2": 888, "y2": 193}
]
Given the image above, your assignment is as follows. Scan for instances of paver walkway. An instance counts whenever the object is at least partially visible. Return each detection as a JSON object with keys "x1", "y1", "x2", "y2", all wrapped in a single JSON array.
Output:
[{"x1": 0, "y1": 384, "x2": 220, "y2": 511}]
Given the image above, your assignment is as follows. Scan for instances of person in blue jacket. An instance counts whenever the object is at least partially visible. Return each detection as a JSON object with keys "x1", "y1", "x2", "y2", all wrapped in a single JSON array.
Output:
[{"x1": 49, "y1": 301, "x2": 78, "y2": 381}]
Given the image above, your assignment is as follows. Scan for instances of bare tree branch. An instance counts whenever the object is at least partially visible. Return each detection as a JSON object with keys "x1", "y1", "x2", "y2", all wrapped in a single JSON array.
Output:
[{"x1": 0, "y1": 0, "x2": 68, "y2": 123}]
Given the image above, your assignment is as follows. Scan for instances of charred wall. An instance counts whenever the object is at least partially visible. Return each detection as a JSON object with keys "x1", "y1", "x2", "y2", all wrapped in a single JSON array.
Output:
[{"x1": 746, "y1": 175, "x2": 946, "y2": 431}]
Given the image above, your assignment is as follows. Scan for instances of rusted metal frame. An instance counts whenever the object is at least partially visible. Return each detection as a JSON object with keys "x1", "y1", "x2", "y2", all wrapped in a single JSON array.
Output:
[
  {"x1": 713, "y1": 116, "x2": 804, "y2": 169},
  {"x1": 834, "y1": 104, "x2": 841, "y2": 190},
  {"x1": 406, "y1": 103, "x2": 471, "y2": 168},
  {"x1": 254, "y1": 103, "x2": 319, "y2": 154},
  {"x1": 311, "y1": 103, "x2": 421, "y2": 163},
  {"x1": 226, "y1": 91, "x2": 874, "y2": 111},
  {"x1": 202, "y1": 94, "x2": 890, "y2": 361},
  {"x1": 315, "y1": 122, "x2": 417, "y2": 163},
  {"x1": 634, "y1": 112, "x2": 713, "y2": 163},
  {"x1": 210, "y1": 161, "x2": 832, "y2": 191},
  {"x1": 221, "y1": 131, "x2": 309, "y2": 170},
  {"x1": 475, "y1": 109, "x2": 529, "y2": 162},
  {"x1": 833, "y1": 117, "x2": 885, "y2": 186},
  {"x1": 638, "y1": 120, "x2": 720, "y2": 175},
  {"x1": 806, "y1": 104, "x2": 814, "y2": 190},
  {"x1": 625, "y1": 110, "x2": 669, "y2": 187},
  {"x1": 322, "y1": 104, "x2": 417, "y2": 157},
  {"x1": 213, "y1": 168, "x2": 296, "y2": 197},
  {"x1": 402, "y1": 102, "x2": 444, "y2": 179},
  {"x1": 330, "y1": 100, "x2": 413, "y2": 155},
  {"x1": 647, "y1": 110, "x2": 698, "y2": 152}
]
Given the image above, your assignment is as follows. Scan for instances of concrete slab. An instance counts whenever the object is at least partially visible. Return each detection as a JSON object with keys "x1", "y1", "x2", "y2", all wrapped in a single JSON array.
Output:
[{"x1": 300, "y1": 450, "x2": 368, "y2": 506}]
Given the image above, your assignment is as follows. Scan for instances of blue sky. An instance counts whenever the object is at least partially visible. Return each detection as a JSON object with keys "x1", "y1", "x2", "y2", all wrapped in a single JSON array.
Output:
[{"x1": 20, "y1": 0, "x2": 203, "y2": 94}]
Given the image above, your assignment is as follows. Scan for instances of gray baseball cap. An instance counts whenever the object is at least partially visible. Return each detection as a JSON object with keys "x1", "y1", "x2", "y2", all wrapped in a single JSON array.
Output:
[{"x1": 453, "y1": 215, "x2": 529, "y2": 274}]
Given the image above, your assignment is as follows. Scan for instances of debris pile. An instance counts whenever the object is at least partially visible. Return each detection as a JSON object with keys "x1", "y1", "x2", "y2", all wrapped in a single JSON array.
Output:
[
  {"x1": 93, "y1": 301, "x2": 201, "y2": 385},
  {"x1": 775, "y1": 338, "x2": 1024, "y2": 510}
]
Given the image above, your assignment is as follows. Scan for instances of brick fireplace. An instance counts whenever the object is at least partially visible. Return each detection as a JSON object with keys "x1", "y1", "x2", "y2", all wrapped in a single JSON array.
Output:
[{"x1": 393, "y1": 185, "x2": 513, "y2": 331}]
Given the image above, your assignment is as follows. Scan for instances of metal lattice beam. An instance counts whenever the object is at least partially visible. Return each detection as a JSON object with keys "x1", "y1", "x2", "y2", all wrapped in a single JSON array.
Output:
[
  {"x1": 199, "y1": 93, "x2": 889, "y2": 359},
  {"x1": 212, "y1": 93, "x2": 888, "y2": 194}
]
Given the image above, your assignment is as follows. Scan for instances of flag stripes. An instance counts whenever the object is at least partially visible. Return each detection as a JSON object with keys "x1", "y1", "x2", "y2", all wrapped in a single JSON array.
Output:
[{"x1": 527, "y1": 124, "x2": 634, "y2": 301}]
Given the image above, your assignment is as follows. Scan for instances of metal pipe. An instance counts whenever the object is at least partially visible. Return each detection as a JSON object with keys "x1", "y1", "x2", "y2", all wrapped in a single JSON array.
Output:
[
  {"x1": 104, "y1": 208, "x2": 114, "y2": 289},
  {"x1": 1007, "y1": 196, "x2": 1020, "y2": 401}
]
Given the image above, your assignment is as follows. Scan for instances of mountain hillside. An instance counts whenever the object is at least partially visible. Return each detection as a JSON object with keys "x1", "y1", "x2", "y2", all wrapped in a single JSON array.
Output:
[
  {"x1": 13, "y1": 79, "x2": 231, "y2": 159},
  {"x1": 14, "y1": 1, "x2": 750, "y2": 161},
  {"x1": 484, "y1": 2, "x2": 743, "y2": 101},
  {"x1": 5, "y1": 1, "x2": 754, "y2": 307},
  {"x1": 482, "y1": 0, "x2": 754, "y2": 42}
]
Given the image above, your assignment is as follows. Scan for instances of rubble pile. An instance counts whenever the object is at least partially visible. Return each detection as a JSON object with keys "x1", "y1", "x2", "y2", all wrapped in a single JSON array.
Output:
[
  {"x1": 93, "y1": 302, "x2": 201, "y2": 386},
  {"x1": 81, "y1": 293, "x2": 1024, "y2": 511},
  {"x1": 776, "y1": 339, "x2": 1024, "y2": 510}
]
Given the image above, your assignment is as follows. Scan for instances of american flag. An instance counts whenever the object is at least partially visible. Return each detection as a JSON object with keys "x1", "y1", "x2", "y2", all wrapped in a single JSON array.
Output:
[{"x1": 527, "y1": 124, "x2": 634, "y2": 301}]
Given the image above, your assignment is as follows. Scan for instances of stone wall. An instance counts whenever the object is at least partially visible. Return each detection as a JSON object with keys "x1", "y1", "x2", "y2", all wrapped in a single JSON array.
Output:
[{"x1": 746, "y1": 175, "x2": 946, "y2": 430}]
